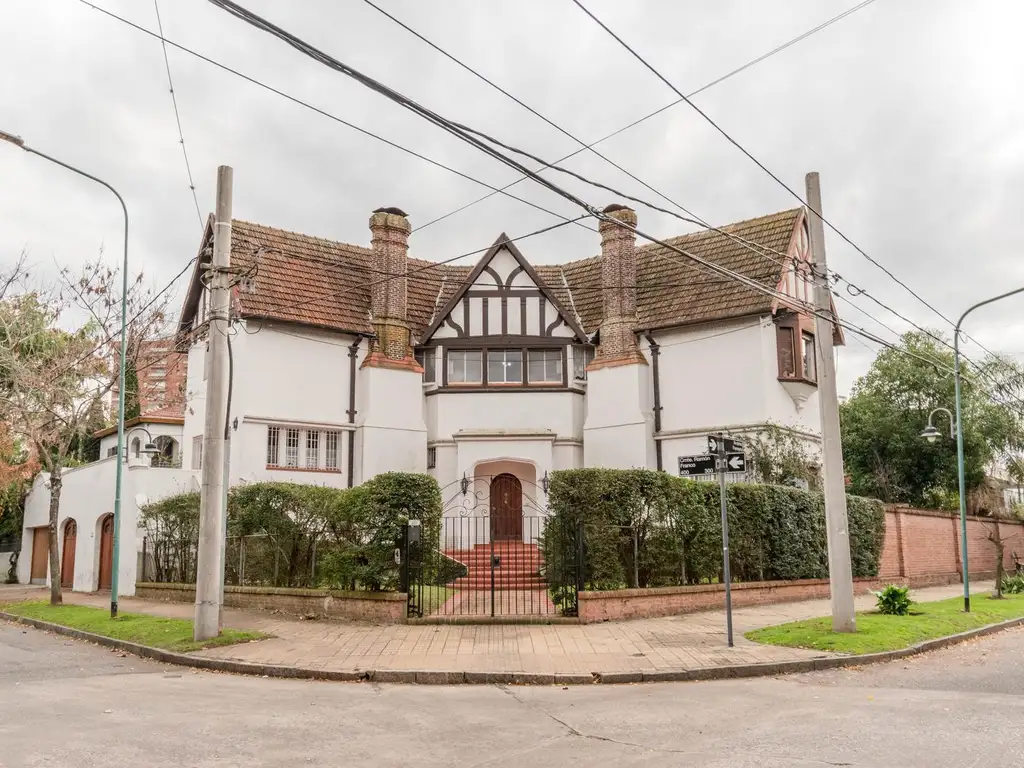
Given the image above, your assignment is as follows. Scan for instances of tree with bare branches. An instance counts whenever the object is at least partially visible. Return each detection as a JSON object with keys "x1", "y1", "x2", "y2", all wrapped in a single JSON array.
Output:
[{"x1": 0, "y1": 259, "x2": 169, "y2": 604}]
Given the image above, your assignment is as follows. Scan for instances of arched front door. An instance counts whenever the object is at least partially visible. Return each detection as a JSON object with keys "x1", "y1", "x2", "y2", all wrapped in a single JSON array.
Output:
[
  {"x1": 490, "y1": 474, "x2": 523, "y2": 541},
  {"x1": 98, "y1": 515, "x2": 114, "y2": 590},
  {"x1": 60, "y1": 519, "x2": 77, "y2": 589}
]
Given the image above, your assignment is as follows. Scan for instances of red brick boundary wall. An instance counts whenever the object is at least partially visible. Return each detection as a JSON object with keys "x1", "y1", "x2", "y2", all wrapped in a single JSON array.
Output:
[
  {"x1": 579, "y1": 507, "x2": 1023, "y2": 623},
  {"x1": 136, "y1": 583, "x2": 407, "y2": 623},
  {"x1": 879, "y1": 506, "x2": 1022, "y2": 582}
]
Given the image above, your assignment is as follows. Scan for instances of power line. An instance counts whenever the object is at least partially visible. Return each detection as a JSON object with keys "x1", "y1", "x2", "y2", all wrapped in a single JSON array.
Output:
[
  {"x1": 565, "y1": 0, "x2": 996, "y2": 351},
  {"x1": 77, "y1": 0, "x2": 597, "y2": 235},
  {"x1": 207, "y1": 1, "x2": 1024, "y2": 415},
  {"x1": 152, "y1": 0, "x2": 204, "y2": 229},
  {"x1": 411, "y1": 0, "x2": 881, "y2": 234}
]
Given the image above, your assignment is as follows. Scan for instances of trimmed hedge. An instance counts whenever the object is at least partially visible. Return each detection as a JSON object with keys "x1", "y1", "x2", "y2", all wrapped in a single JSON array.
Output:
[
  {"x1": 541, "y1": 469, "x2": 885, "y2": 592},
  {"x1": 140, "y1": 473, "x2": 442, "y2": 591}
]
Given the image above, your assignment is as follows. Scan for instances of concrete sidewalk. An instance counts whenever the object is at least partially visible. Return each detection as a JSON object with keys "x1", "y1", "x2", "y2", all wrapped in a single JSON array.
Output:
[{"x1": 0, "y1": 581, "x2": 989, "y2": 678}]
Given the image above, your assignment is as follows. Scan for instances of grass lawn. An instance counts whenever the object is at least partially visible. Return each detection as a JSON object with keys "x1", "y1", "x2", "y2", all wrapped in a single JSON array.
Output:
[
  {"x1": 1, "y1": 601, "x2": 266, "y2": 653},
  {"x1": 746, "y1": 593, "x2": 1024, "y2": 654},
  {"x1": 418, "y1": 586, "x2": 453, "y2": 615}
]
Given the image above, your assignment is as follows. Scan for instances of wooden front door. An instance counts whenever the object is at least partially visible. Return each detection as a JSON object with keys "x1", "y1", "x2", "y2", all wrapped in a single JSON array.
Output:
[
  {"x1": 61, "y1": 519, "x2": 77, "y2": 589},
  {"x1": 98, "y1": 515, "x2": 114, "y2": 590},
  {"x1": 490, "y1": 474, "x2": 523, "y2": 541},
  {"x1": 30, "y1": 528, "x2": 48, "y2": 584}
]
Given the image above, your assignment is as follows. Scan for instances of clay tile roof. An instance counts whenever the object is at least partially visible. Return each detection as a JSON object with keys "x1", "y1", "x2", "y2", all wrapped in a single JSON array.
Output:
[
  {"x1": 92, "y1": 405, "x2": 185, "y2": 439},
  {"x1": 559, "y1": 207, "x2": 803, "y2": 333},
  {"x1": 181, "y1": 208, "x2": 803, "y2": 343}
]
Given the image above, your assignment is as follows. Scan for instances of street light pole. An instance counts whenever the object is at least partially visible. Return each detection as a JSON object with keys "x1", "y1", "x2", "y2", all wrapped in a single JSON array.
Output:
[
  {"x1": 952, "y1": 286, "x2": 1024, "y2": 612},
  {"x1": 1, "y1": 129, "x2": 130, "y2": 619}
]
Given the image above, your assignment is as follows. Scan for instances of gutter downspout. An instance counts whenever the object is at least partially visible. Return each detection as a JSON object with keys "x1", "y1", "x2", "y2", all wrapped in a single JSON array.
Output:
[
  {"x1": 346, "y1": 337, "x2": 361, "y2": 487},
  {"x1": 645, "y1": 334, "x2": 663, "y2": 471}
]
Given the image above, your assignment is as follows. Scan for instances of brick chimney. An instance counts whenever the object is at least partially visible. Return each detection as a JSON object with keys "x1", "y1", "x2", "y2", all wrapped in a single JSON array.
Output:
[
  {"x1": 365, "y1": 206, "x2": 417, "y2": 367},
  {"x1": 594, "y1": 204, "x2": 644, "y2": 367}
]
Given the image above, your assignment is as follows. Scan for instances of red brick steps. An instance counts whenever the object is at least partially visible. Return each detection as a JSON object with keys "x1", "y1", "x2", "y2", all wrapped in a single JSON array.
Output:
[{"x1": 446, "y1": 542, "x2": 548, "y2": 591}]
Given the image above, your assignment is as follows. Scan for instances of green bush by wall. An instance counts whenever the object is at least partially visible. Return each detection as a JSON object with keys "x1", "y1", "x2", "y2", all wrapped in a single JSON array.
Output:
[
  {"x1": 140, "y1": 473, "x2": 442, "y2": 591},
  {"x1": 540, "y1": 469, "x2": 885, "y2": 591}
]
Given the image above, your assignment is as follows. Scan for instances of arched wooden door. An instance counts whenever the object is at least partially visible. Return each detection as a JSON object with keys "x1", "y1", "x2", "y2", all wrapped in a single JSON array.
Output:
[
  {"x1": 60, "y1": 519, "x2": 77, "y2": 589},
  {"x1": 490, "y1": 474, "x2": 523, "y2": 541},
  {"x1": 98, "y1": 515, "x2": 114, "y2": 590}
]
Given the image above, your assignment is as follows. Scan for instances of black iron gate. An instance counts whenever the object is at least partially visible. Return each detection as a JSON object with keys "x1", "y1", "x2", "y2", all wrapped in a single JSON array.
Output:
[{"x1": 401, "y1": 483, "x2": 583, "y2": 620}]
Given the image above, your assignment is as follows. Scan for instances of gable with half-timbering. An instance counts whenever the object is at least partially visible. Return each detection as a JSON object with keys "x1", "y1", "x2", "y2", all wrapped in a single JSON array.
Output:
[{"x1": 426, "y1": 239, "x2": 584, "y2": 344}]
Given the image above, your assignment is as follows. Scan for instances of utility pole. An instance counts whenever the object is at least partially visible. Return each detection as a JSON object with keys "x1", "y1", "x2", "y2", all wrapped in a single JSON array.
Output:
[
  {"x1": 805, "y1": 172, "x2": 856, "y2": 633},
  {"x1": 194, "y1": 165, "x2": 233, "y2": 641}
]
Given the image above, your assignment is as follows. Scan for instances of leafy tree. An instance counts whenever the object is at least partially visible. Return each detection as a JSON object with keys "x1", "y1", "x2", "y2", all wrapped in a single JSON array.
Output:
[
  {"x1": 122, "y1": 353, "x2": 141, "y2": 421},
  {"x1": 0, "y1": 259, "x2": 169, "y2": 604},
  {"x1": 840, "y1": 331, "x2": 1024, "y2": 507}
]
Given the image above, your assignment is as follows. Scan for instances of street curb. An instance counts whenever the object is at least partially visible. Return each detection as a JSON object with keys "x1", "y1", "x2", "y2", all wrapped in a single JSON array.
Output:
[{"x1": 3, "y1": 610, "x2": 1023, "y2": 686}]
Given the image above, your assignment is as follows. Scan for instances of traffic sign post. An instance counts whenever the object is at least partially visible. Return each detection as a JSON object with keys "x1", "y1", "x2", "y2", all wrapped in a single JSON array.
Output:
[{"x1": 677, "y1": 434, "x2": 744, "y2": 647}]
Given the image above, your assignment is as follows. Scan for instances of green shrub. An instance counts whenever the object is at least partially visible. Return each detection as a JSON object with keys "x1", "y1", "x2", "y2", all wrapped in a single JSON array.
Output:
[
  {"x1": 874, "y1": 583, "x2": 912, "y2": 615},
  {"x1": 141, "y1": 474, "x2": 442, "y2": 592},
  {"x1": 1001, "y1": 573, "x2": 1024, "y2": 594},
  {"x1": 542, "y1": 468, "x2": 886, "y2": 598}
]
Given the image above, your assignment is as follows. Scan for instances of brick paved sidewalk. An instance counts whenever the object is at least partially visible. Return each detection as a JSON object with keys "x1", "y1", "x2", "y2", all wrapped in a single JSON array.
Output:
[{"x1": 0, "y1": 581, "x2": 990, "y2": 677}]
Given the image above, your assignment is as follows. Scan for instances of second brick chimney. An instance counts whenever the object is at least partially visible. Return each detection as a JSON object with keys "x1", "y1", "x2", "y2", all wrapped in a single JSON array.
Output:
[
  {"x1": 365, "y1": 206, "x2": 417, "y2": 368},
  {"x1": 593, "y1": 204, "x2": 645, "y2": 367}
]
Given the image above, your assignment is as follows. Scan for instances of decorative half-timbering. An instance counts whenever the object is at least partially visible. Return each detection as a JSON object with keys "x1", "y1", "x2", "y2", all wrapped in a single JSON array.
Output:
[{"x1": 422, "y1": 235, "x2": 587, "y2": 346}]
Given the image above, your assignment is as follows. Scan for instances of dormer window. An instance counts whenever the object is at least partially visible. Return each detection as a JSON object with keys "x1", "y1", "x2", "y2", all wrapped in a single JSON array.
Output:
[{"x1": 776, "y1": 314, "x2": 816, "y2": 383}]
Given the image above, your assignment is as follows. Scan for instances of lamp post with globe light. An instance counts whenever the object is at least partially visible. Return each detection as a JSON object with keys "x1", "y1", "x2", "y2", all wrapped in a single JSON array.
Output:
[
  {"x1": 0, "y1": 128, "x2": 130, "y2": 618},
  {"x1": 921, "y1": 287, "x2": 1024, "y2": 613}
]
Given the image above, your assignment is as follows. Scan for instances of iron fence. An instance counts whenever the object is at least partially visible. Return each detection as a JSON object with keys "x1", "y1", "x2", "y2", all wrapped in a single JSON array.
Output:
[{"x1": 141, "y1": 532, "x2": 323, "y2": 588}]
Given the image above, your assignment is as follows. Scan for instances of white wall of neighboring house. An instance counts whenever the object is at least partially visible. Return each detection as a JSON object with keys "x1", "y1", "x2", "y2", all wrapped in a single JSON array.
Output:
[
  {"x1": 18, "y1": 457, "x2": 198, "y2": 594},
  {"x1": 98, "y1": 423, "x2": 185, "y2": 465}
]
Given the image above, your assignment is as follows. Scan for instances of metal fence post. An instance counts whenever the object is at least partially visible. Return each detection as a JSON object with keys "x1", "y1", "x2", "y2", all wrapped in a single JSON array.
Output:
[
  {"x1": 310, "y1": 538, "x2": 317, "y2": 586},
  {"x1": 238, "y1": 537, "x2": 245, "y2": 586},
  {"x1": 141, "y1": 536, "x2": 147, "y2": 583},
  {"x1": 632, "y1": 527, "x2": 639, "y2": 589}
]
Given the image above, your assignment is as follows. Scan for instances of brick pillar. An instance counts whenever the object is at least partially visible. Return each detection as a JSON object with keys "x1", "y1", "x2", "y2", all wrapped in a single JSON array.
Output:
[
  {"x1": 364, "y1": 207, "x2": 419, "y2": 370},
  {"x1": 591, "y1": 204, "x2": 645, "y2": 369}
]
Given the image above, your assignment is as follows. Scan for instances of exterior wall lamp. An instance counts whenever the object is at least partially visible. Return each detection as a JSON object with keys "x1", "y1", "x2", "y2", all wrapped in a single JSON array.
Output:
[
  {"x1": 541, "y1": 470, "x2": 550, "y2": 495},
  {"x1": 125, "y1": 427, "x2": 161, "y2": 459},
  {"x1": 920, "y1": 407, "x2": 955, "y2": 444},
  {"x1": 460, "y1": 473, "x2": 469, "y2": 496}
]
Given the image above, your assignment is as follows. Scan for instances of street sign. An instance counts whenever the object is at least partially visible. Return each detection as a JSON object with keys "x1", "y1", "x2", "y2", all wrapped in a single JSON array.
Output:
[
  {"x1": 722, "y1": 452, "x2": 746, "y2": 473},
  {"x1": 678, "y1": 454, "x2": 717, "y2": 476},
  {"x1": 707, "y1": 435, "x2": 744, "y2": 455}
]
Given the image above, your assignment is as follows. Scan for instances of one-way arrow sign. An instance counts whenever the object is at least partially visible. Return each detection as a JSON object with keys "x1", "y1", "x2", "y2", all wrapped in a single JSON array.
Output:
[
  {"x1": 722, "y1": 452, "x2": 746, "y2": 472},
  {"x1": 708, "y1": 435, "x2": 744, "y2": 455}
]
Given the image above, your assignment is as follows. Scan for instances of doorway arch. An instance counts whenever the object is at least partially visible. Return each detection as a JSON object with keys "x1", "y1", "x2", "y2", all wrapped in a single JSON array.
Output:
[
  {"x1": 97, "y1": 514, "x2": 114, "y2": 590},
  {"x1": 60, "y1": 519, "x2": 77, "y2": 589},
  {"x1": 489, "y1": 474, "x2": 523, "y2": 541}
]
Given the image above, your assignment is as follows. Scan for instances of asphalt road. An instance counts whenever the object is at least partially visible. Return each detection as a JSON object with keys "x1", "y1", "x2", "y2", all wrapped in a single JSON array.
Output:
[{"x1": 2, "y1": 621, "x2": 1023, "y2": 767}]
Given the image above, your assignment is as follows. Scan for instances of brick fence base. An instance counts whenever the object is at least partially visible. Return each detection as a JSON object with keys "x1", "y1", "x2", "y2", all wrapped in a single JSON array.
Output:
[{"x1": 135, "y1": 583, "x2": 407, "y2": 623}]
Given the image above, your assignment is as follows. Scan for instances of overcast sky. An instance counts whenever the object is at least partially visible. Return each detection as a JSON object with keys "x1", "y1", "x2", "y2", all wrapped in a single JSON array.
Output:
[{"x1": 3, "y1": 0, "x2": 1024, "y2": 394}]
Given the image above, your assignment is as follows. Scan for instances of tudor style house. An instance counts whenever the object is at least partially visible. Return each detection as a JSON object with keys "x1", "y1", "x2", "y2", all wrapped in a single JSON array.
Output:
[{"x1": 18, "y1": 200, "x2": 838, "y2": 593}]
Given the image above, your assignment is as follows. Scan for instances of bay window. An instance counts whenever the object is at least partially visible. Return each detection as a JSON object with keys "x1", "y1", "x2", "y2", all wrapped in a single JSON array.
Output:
[{"x1": 448, "y1": 350, "x2": 482, "y2": 384}]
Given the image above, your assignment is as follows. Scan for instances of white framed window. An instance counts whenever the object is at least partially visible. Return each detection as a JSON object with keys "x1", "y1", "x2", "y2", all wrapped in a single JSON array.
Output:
[
  {"x1": 447, "y1": 350, "x2": 482, "y2": 385},
  {"x1": 572, "y1": 345, "x2": 596, "y2": 380},
  {"x1": 285, "y1": 428, "x2": 300, "y2": 467},
  {"x1": 306, "y1": 430, "x2": 320, "y2": 469},
  {"x1": 325, "y1": 431, "x2": 340, "y2": 471},
  {"x1": 415, "y1": 348, "x2": 436, "y2": 384},
  {"x1": 267, "y1": 426, "x2": 280, "y2": 467},
  {"x1": 802, "y1": 332, "x2": 817, "y2": 382},
  {"x1": 487, "y1": 349, "x2": 522, "y2": 384},
  {"x1": 427, "y1": 446, "x2": 436, "y2": 469},
  {"x1": 191, "y1": 435, "x2": 203, "y2": 470},
  {"x1": 528, "y1": 349, "x2": 562, "y2": 384}
]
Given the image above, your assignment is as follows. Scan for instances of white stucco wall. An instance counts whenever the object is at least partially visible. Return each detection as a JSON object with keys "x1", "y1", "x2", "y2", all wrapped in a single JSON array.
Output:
[
  {"x1": 18, "y1": 458, "x2": 198, "y2": 593},
  {"x1": 651, "y1": 317, "x2": 824, "y2": 477}
]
